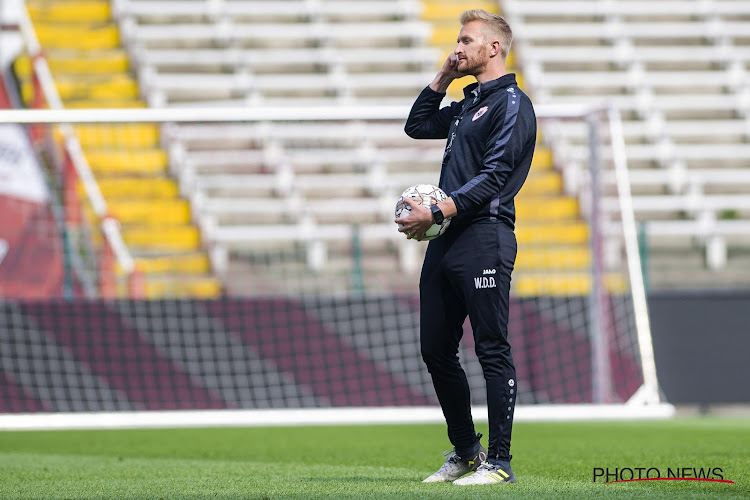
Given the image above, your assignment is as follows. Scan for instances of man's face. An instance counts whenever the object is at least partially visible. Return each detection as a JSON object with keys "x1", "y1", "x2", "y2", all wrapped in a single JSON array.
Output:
[{"x1": 454, "y1": 21, "x2": 492, "y2": 77}]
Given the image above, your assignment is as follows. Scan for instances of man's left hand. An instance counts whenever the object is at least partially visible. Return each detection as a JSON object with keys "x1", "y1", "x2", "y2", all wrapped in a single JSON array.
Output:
[{"x1": 395, "y1": 197, "x2": 434, "y2": 241}]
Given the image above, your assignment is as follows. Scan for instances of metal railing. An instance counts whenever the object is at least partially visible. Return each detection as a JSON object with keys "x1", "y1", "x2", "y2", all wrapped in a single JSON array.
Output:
[{"x1": 16, "y1": 5, "x2": 143, "y2": 298}]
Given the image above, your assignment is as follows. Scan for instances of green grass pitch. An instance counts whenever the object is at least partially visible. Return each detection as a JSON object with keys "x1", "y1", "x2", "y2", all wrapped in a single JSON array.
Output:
[{"x1": 0, "y1": 416, "x2": 748, "y2": 499}]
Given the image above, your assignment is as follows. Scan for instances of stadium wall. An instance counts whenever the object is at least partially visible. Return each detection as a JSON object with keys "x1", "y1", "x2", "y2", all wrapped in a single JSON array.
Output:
[{"x1": 649, "y1": 290, "x2": 750, "y2": 406}]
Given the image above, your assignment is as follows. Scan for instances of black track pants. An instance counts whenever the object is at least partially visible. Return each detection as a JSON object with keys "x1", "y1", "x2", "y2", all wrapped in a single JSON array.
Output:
[{"x1": 419, "y1": 221, "x2": 517, "y2": 461}]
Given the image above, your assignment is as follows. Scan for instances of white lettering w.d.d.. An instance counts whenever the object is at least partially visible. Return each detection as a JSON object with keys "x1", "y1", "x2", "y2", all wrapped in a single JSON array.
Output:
[{"x1": 474, "y1": 276, "x2": 496, "y2": 289}]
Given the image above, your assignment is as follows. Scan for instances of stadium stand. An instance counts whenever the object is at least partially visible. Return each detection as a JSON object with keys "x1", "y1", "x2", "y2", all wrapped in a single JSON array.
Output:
[
  {"x1": 0, "y1": 1, "x2": 666, "y2": 418},
  {"x1": 117, "y1": 0, "x2": 435, "y2": 107},
  {"x1": 104, "y1": 0, "x2": 589, "y2": 296},
  {"x1": 15, "y1": 0, "x2": 222, "y2": 298},
  {"x1": 503, "y1": 0, "x2": 750, "y2": 286},
  {"x1": 19, "y1": 0, "x2": 742, "y2": 294}
]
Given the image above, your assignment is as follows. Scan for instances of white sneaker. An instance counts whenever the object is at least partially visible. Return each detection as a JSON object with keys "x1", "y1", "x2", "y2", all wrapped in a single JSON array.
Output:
[
  {"x1": 453, "y1": 461, "x2": 516, "y2": 485},
  {"x1": 422, "y1": 443, "x2": 487, "y2": 483}
]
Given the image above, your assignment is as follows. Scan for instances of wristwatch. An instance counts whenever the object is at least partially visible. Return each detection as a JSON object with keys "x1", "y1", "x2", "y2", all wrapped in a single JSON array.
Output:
[{"x1": 430, "y1": 204, "x2": 445, "y2": 225}]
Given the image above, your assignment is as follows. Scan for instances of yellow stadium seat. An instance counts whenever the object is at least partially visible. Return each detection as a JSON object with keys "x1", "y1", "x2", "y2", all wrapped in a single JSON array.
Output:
[
  {"x1": 33, "y1": 23, "x2": 120, "y2": 50},
  {"x1": 89, "y1": 81, "x2": 139, "y2": 100},
  {"x1": 421, "y1": 2, "x2": 497, "y2": 21},
  {"x1": 74, "y1": 124, "x2": 160, "y2": 149},
  {"x1": 122, "y1": 226, "x2": 202, "y2": 252},
  {"x1": 18, "y1": 82, "x2": 35, "y2": 105},
  {"x1": 520, "y1": 171, "x2": 563, "y2": 196},
  {"x1": 27, "y1": 1, "x2": 111, "y2": 23},
  {"x1": 96, "y1": 178, "x2": 179, "y2": 199},
  {"x1": 445, "y1": 62, "x2": 522, "y2": 99},
  {"x1": 531, "y1": 147, "x2": 554, "y2": 170},
  {"x1": 131, "y1": 253, "x2": 212, "y2": 276},
  {"x1": 108, "y1": 200, "x2": 192, "y2": 226},
  {"x1": 515, "y1": 70, "x2": 524, "y2": 89},
  {"x1": 52, "y1": 75, "x2": 139, "y2": 101},
  {"x1": 517, "y1": 223, "x2": 589, "y2": 245},
  {"x1": 143, "y1": 277, "x2": 223, "y2": 299},
  {"x1": 12, "y1": 55, "x2": 33, "y2": 78},
  {"x1": 85, "y1": 149, "x2": 168, "y2": 175},
  {"x1": 516, "y1": 246, "x2": 591, "y2": 271},
  {"x1": 23, "y1": 0, "x2": 217, "y2": 298},
  {"x1": 421, "y1": 0, "x2": 589, "y2": 295},
  {"x1": 424, "y1": 0, "x2": 514, "y2": 73},
  {"x1": 514, "y1": 273, "x2": 628, "y2": 297},
  {"x1": 445, "y1": 75, "x2": 476, "y2": 99},
  {"x1": 64, "y1": 99, "x2": 148, "y2": 109},
  {"x1": 430, "y1": 25, "x2": 462, "y2": 46},
  {"x1": 47, "y1": 51, "x2": 131, "y2": 75},
  {"x1": 516, "y1": 197, "x2": 580, "y2": 220}
]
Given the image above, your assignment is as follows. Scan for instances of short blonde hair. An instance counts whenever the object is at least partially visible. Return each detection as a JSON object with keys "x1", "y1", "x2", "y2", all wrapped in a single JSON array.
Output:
[{"x1": 459, "y1": 9, "x2": 513, "y2": 60}]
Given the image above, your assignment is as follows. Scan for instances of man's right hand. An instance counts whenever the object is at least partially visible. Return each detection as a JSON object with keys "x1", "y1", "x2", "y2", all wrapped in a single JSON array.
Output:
[
  {"x1": 430, "y1": 53, "x2": 465, "y2": 93},
  {"x1": 442, "y1": 53, "x2": 465, "y2": 78}
]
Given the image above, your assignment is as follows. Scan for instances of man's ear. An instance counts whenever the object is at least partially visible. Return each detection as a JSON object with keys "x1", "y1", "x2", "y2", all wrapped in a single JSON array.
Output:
[{"x1": 489, "y1": 40, "x2": 501, "y2": 58}]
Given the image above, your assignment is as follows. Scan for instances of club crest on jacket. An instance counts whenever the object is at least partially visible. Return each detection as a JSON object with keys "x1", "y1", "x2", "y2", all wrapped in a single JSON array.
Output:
[{"x1": 472, "y1": 106, "x2": 489, "y2": 121}]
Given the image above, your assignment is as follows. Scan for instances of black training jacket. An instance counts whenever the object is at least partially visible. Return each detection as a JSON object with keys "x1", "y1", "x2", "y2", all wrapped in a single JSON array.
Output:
[{"x1": 404, "y1": 73, "x2": 536, "y2": 230}]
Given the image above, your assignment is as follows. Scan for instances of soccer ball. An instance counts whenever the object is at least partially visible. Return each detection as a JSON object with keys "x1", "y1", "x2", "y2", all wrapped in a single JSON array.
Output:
[{"x1": 395, "y1": 184, "x2": 451, "y2": 241}]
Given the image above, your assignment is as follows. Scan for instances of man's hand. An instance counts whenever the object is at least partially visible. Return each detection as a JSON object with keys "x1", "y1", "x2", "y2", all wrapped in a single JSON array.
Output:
[
  {"x1": 430, "y1": 53, "x2": 465, "y2": 93},
  {"x1": 395, "y1": 197, "x2": 434, "y2": 241},
  {"x1": 441, "y1": 53, "x2": 465, "y2": 79}
]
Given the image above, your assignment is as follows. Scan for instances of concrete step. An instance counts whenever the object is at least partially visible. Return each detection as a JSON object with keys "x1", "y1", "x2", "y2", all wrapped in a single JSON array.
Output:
[
  {"x1": 141, "y1": 274, "x2": 223, "y2": 299},
  {"x1": 109, "y1": 199, "x2": 192, "y2": 226},
  {"x1": 86, "y1": 148, "x2": 168, "y2": 175},
  {"x1": 21, "y1": 74, "x2": 138, "y2": 102},
  {"x1": 75, "y1": 123, "x2": 160, "y2": 149},
  {"x1": 517, "y1": 196, "x2": 580, "y2": 219},
  {"x1": 520, "y1": 170, "x2": 564, "y2": 196},
  {"x1": 118, "y1": 252, "x2": 212, "y2": 275},
  {"x1": 32, "y1": 21, "x2": 120, "y2": 50},
  {"x1": 122, "y1": 225, "x2": 201, "y2": 252},
  {"x1": 97, "y1": 177, "x2": 179, "y2": 199},
  {"x1": 14, "y1": 49, "x2": 130, "y2": 76},
  {"x1": 27, "y1": 0, "x2": 111, "y2": 23},
  {"x1": 63, "y1": 98, "x2": 147, "y2": 108}
]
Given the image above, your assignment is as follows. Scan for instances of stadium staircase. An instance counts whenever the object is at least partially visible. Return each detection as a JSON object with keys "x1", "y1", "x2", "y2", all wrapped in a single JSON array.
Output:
[
  {"x1": 14, "y1": 0, "x2": 222, "y2": 298},
  {"x1": 422, "y1": 0, "x2": 595, "y2": 295}
]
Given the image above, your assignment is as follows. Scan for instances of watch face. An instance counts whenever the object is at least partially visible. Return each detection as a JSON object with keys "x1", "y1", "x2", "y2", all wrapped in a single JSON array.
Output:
[{"x1": 431, "y1": 205, "x2": 444, "y2": 224}]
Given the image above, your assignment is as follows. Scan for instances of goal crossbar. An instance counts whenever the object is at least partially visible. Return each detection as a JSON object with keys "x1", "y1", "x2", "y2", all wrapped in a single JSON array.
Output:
[{"x1": 0, "y1": 103, "x2": 598, "y2": 124}]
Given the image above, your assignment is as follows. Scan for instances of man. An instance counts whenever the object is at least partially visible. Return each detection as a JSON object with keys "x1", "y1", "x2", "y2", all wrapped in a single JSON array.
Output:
[{"x1": 395, "y1": 9, "x2": 536, "y2": 485}]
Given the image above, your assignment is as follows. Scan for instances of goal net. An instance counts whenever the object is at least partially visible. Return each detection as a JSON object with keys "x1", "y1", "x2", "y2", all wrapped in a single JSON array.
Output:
[{"x1": 0, "y1": 104, "x2": 672, "y2": 429}]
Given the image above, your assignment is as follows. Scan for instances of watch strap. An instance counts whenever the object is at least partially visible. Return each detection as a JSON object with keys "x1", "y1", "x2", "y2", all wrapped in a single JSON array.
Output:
[{"x1": 430, "y1": 204, "x2": 445, "y2": 225}]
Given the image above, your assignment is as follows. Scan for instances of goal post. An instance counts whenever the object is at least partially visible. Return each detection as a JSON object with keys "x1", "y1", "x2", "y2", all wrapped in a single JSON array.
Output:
[{"x1": 0, "y1": 104, "x2": 673, "y2": 430}]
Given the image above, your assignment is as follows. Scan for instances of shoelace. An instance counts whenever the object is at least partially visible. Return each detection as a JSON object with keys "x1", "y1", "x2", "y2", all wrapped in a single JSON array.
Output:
[
  {"x1": 476, "y1": 461, "x2": 496, "y2": 472},
  {"x1": 435, "y1": 450, "x2": 462, "y2": 472},
  {"x1": 440, "y1": 432, "x2": 484, "y2": 467},
  {"x1": 446, "y1": 454, "x2": 461, "y2": 464}
]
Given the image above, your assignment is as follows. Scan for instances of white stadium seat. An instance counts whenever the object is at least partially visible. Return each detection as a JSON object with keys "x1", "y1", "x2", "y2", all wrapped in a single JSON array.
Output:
[
  {"x1": 134, "y1": 47, "x2": 441, "y2": 73},
  {"x1": 122, "y1": 20, "x2": 432, "y2": 48},
  {"x1": 503, "y1": 0, "x2": 750, "y2": 273},
  {"x1": 503, "y1": 0, "x2": 750, "y2": 17},
  {"x1": 112, "y1": 0, "x2": 750, "y2": 278},
  {"x1": 116, "y1": 0, "x2": 423, "y2": 22}
]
